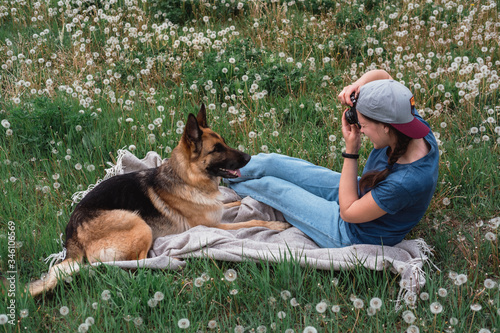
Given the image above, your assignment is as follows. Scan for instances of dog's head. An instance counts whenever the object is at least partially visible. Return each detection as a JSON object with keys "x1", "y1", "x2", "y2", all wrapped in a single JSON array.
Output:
[{"x1": 180, "y1": 104, "x2": 250, "y2": 179}]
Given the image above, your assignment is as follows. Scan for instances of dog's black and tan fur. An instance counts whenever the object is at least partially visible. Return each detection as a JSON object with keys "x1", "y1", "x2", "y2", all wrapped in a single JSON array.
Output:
[{"x1": 28, "y1": 105, "x2": 289, "y2": 297}]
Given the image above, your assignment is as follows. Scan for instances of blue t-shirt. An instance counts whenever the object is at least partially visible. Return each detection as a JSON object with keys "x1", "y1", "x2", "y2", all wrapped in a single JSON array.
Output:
[{"x1": 346, "y1": 116, "x2": 439, "y2": 246}]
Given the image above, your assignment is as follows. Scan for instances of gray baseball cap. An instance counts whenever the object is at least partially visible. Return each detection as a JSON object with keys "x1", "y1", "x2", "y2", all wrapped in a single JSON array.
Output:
[{"x1": 356, "y1": 79, "x2": 430, "y2": 139}]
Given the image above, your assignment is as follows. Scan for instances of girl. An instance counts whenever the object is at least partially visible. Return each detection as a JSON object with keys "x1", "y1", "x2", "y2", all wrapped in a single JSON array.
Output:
[{"x1": 226, "y1": 70, "x2": 439, "y2": 248}]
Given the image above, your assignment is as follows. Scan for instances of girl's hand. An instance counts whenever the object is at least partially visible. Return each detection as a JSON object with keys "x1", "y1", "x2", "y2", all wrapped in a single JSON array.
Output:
[
  {"x1": 338, "y1": 84, "x2": 360, "y2": 106},
  {"x1": 341, "y1": 109, "x2": 361, "y2": 154}
]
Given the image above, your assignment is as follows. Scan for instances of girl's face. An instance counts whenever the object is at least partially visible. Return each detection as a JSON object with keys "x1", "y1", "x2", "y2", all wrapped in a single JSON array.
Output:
[{"x1": 357, "y1": 111, "x2": 394, "y2": 150}]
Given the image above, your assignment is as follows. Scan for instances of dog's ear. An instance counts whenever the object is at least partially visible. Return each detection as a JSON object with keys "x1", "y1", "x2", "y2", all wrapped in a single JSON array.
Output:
[
  {"x1": 197, "y1": 104, "x2": 208, "y2": 128},
  {"x1": 183, "y1": 113, "x2": 203, "y2": 149}
]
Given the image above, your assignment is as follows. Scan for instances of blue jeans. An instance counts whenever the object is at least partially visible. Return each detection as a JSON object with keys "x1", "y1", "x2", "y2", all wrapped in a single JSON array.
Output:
[{"x1": 226, "y1": 153, "x2": 354, "y2": 248}]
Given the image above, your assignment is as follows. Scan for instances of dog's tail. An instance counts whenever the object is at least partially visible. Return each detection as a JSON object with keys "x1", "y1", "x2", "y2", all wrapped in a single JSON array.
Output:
[{"x1": 27, "y1": 257, "x2": 82, "y2": 297}]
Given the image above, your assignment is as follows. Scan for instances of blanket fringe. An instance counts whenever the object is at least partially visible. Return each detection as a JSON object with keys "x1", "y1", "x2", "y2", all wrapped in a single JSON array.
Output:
[
  {"x1": 394, "y1": 238, "x2": 440, "y2": 311},
  {"x1": 43, "y1": 233, "x2": 67, "y2": 273},
  {"x1": 71, "y1": 148, "x2": 128, "y2": 204}
]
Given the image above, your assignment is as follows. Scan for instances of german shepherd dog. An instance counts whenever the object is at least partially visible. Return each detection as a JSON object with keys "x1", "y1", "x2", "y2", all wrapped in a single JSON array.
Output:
[{"x1": 28, "y1": 105, "x2": 290, "y2": 297}]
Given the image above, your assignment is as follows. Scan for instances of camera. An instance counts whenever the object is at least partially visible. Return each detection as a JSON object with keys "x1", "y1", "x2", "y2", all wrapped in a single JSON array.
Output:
[{"x1": 345, "y1": 92, "x2": 360, "y2": 128}]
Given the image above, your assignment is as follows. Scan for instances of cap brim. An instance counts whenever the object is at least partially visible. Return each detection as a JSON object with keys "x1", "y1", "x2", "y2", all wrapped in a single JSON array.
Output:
[{"x1": 391, "y1": 117, "x2": 430, "y2": 139}]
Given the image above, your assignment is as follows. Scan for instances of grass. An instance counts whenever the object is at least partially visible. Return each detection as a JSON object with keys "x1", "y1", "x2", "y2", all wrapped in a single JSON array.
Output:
[{"x1": 0, "y1": 0, "x2": 499, "y2": 331}]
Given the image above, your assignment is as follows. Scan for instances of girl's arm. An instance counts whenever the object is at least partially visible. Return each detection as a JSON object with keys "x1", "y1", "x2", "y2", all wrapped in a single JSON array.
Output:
[
  {"x1": 338, "y1": 69, "x2": 393, "y2": 106},
  {"x1": 337, "y1": 70, "x2": 391, "y2": 223},
  {"x1": 338, "y1": 110, "x2": 387, "y2": 223}
]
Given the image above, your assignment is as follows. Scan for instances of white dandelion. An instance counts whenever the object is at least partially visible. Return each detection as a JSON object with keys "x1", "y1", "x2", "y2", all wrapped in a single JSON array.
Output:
[
  {"x1": 430, "y1": 302, "x2": 443, "y2": 314},
  {"x1": 353, "y1": 298, "x2": 364, "y2": 309},
  {"x1": 331, "y1": 305, "x2": 340, "y2": 313},
  {"x1": 315, "y1": 301, "x2": 327, "y2": 313},
  {"x1": 207, "y1": 320, "x2": 217, "y2": 329},
  {"x1": 484, "y1": 279, "x2": 497, "y2": 289},
  {"x1": 59, "y1": 306, "x2": 69, "y2": 316},
  {"x1": 194, "y1": 277, "x2": 204, "y2": 287},
  {"x1": 224, "y1": 269, "x2": 237, "y2": 282},
  {"x1": 178, "y1": 318, "x2": 190, "y2": 329},
  {"x1": 470, "y1": 303, "x2": 482, "y2": 312},
  {"x1": 154, "y1": 291, "x2": 165, "y2": 301},
  {"x1": 280, "y1": 290, "x2": 292, "y2": 300},
  {"x1": 101, "y1": 289, "x2": 111, "y2": 301},
  {"x1": 20, "y1": 309, "x2": 29, "y2": 318},
  {"x1": 303, "y1": 326, "x2": 317, "y2": 333},
  {"x1": 402, "y1": 310, "x2": 416, "y2": 324},
  {"x1": 369, "y1": 297, "x2": 383, "y2": 310}
]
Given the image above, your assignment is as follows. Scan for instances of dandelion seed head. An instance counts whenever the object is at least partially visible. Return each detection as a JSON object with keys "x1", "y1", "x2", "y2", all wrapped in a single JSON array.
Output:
[
  {"x1": 280, "y1": 290, "x2": 292, "y2": 300},
  {"x1": 353, "y1": 298, "x2": 364, "y2": 309},
  {"x1": 147, "y1": 298, "x2": 158, "y2": 308},
  {"x1": 78, "y1": 323, "x2": 89, "y2": 333},
  {"x1": 154, "y1": 291, "x2": 164, "y2": 301},
  {"x1": 470, "y1": 303, "x2": 482, "y2": 311},
  {"x1": 224, "y1": 269, "x2": 237, "y2": 282},
  {"x1": 59, "y1": 306, "x2": 69, "y2": 316},
  {"x1": 367, "y1": 307, "x2": 377, "y2": 316},
  {"x1": 194, "y1": 277, "x2": 204, "y2": 287},
  {"x1": 485, "y1": 232, "x2": 496, "y2": 241},
  {"x1": 0, "y1": 314, "x2": 8, "y2": 325},
  {"x1": 207, "y1": 320, "x2": 217, "y2": 329},
  {"x1": 315, "y1": 301, "x2": 327, "y2": 313},
  {"x1": 402, "y1": 310, "x2": 416, "y2": 324},
  {"x1": 101, "y1": 289, "x2": 111, "y2": 301},
  {"x1": 456, "y1": 274, "x2": 468, "y2": 285},
  {"x1": 419, "y1": 292, "x2": 429, "y2": 300},
  {"x1": 430, "y1": 301, "x2": 443, "y2": 314},
  {"x1": 133, "y1": 317, "x2": 143, "y2": 327},
  {"x1": 438, "y1": 288, "x2": 448, "y2": 297},
  {"x1": 484, "y1": 278, "x2": 497, "y2": 289},
  {"x1": 406, "y1": 325, "x2": 420, "y2": 333},
  {"x1": 178, "y1": 318, "x2": 190, "y2": 329},
  {"x1": 20, "y1": 309, "x2": 29, "y2": 318},
  {"x1": 369, "y1": 297, "x2": 383, "y2": 310},
  {"x1": 303, "y1": 326, "x2": 317, "y2": 333}
]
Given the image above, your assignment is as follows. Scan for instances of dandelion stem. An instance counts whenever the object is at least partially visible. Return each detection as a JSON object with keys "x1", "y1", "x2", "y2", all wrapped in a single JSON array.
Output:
[
  {"x1": 431, "y1": 314, "x2": 437, "y2": 332},
  {"x1": 351, "y1": 309, "x2": 360, "y2": 332},
  {"x1": 467, "y1": 312, "x2": 476, "y2": 333}
]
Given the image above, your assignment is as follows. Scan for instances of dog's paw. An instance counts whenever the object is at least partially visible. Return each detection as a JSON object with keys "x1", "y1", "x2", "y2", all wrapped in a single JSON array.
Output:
[{"x1": 266, "y1": 221, "x2": 292, "y2": 231}]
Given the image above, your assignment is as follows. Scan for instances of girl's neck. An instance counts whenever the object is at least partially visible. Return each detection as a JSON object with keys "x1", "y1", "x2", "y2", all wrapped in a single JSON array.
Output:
[{"x1": 397, "y1": 138, "x2": 430, "y2": 164}]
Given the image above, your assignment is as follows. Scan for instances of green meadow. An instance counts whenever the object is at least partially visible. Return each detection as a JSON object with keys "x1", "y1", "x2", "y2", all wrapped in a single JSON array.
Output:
[{"x1": 0, "y1": 0, "x2": 498, "y2": 331}]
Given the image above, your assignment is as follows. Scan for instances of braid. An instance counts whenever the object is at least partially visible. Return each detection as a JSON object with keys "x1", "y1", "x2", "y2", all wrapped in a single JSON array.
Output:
[{"x1": 359, "y1": 126, "x2": 412, "y2": 193}]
